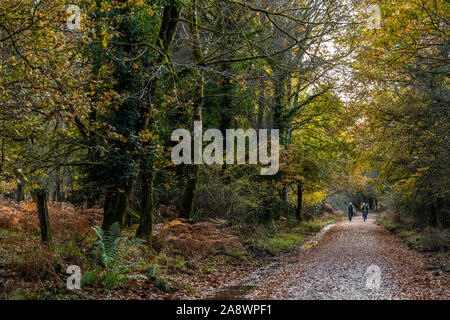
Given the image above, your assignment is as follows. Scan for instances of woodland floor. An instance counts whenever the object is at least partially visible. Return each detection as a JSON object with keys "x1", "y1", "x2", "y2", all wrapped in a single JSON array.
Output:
[
  {"x1": 209, "y1": 214, "x2": 449, "y2": 300},
  {"x1": 0, "y1": 198, "x2": 448, "y2": 300}
]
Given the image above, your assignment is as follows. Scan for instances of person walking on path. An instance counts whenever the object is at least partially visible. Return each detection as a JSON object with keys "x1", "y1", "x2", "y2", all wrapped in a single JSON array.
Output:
[
  {"x1": 361, "y1": 202, "x2": 370, "y2": 222},
  {"x1": 347, "y1": 202, "x2": 354, "y2": 222}
]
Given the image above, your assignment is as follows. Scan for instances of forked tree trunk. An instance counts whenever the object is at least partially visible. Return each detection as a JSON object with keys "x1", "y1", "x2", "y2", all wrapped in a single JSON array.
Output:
[{"x1": 36, "y1": 189, "x2": 51, "y2": 245}]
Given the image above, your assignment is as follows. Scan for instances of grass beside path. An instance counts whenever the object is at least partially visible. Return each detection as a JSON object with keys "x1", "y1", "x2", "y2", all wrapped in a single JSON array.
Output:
[{"x1": 241, "y1": 217, "x2": 341, "y2": 257}]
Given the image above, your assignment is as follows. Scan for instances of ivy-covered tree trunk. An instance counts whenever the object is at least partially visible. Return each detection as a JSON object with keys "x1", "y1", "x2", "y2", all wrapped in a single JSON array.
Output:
[
  {"x1": 102, "y1": 190, "x2": 129, "y2": 230},
  {"x1": 273, "y1": 70, "x2": 288, "y2": 142},
  {"x1": 36, "y1": 189, "x2": 51, "y2": 245},
  {"x1": 179, "y1": 79, "x2": 203, "y2": 220},
  {"x1": 179, "y1": 165, "x2": 199, "y2": 220},
  {"x1": 136, "y1": 163, "x2": 155, "y2": 244},
  {"x1": 135, "y1": 0, "x2": 180, "y2": 241},
  {"x1": 179, "y1": 0, "x2": 204, "y2": 221}
]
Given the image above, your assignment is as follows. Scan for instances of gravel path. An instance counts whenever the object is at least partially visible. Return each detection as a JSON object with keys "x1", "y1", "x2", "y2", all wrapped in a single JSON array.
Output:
[{"x1": 246, "y1": 214, "x2": 449, "y2": 300}]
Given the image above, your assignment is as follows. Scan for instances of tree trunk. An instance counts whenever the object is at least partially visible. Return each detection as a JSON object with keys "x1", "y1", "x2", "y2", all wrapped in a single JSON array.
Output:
[
  {"x1": 36, "y1": 189, "x2": 51, "y2": 245},
  {"x1": 16, "y1": 182, "x2": 24, "y2": 203},
  {"x1": 53, "y1": 181, "x2": 61, "y2": 202},
  {"x1": 296, "y1": 181, "x2": 303, "y2": 221},
  {"x1": 257, "y1": 80, "x2": 266, "y2": 129},
  {"x1": 135, "y1": 0, "x2": 180, "y2": 243},
  {"x1": 283, "y1": 184, "x2": 289, "y2": 204},
  {"x1": 179, "y1": 165, "x2": 199, "y2": 221},
  {"x1": 136, "y1": 167, "x2": 155, "y2": 244},
  {"x1": 178, "y1": 0, "x2": 203, "y2": 221},
  {"x1": 273, "y1": 71, "x2": 288, "y2": 140},
  {"x1": 282, "y1": 126, "x2": 293, "y2": 207},
  {"x1": 124, "y1": 209, "x2": 132, "y2": 228},
  {"x1": 102, "y1": 190, "x2": 128, "y2": 230},
  {"x1": 56, "y1": 168, "x2": 64, "y2": 202}
]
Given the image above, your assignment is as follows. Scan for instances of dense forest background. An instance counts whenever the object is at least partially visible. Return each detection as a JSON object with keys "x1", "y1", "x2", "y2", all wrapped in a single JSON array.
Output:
[{"x1": 0, "y1": 0, "x2": 448, "y2": 298}]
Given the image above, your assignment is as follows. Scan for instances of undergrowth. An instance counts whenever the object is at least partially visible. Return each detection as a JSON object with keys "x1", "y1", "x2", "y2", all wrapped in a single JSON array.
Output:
[{"x1": 378, "y1": 213, "x2": 449, "y2": 274}]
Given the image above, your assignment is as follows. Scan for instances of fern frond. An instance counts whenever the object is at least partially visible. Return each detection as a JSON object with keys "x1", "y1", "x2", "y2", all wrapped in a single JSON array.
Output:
[
  {"x1": 89, "y1": 222, "x2": 147, "y2": 289},
  {"x1": 92, "y1": 222, "x2": 123, "y2": 268}
]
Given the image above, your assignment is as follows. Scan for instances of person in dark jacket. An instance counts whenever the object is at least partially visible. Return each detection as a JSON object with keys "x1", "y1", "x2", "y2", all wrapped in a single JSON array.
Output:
[{"x1": 347, "y1": 202, "x2": 354, "y2": 222}]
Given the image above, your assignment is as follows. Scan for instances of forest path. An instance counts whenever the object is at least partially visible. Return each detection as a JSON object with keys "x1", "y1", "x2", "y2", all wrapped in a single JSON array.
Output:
[{"x1": 211, "y1": 214, "x2": 449, "y2": 300}]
